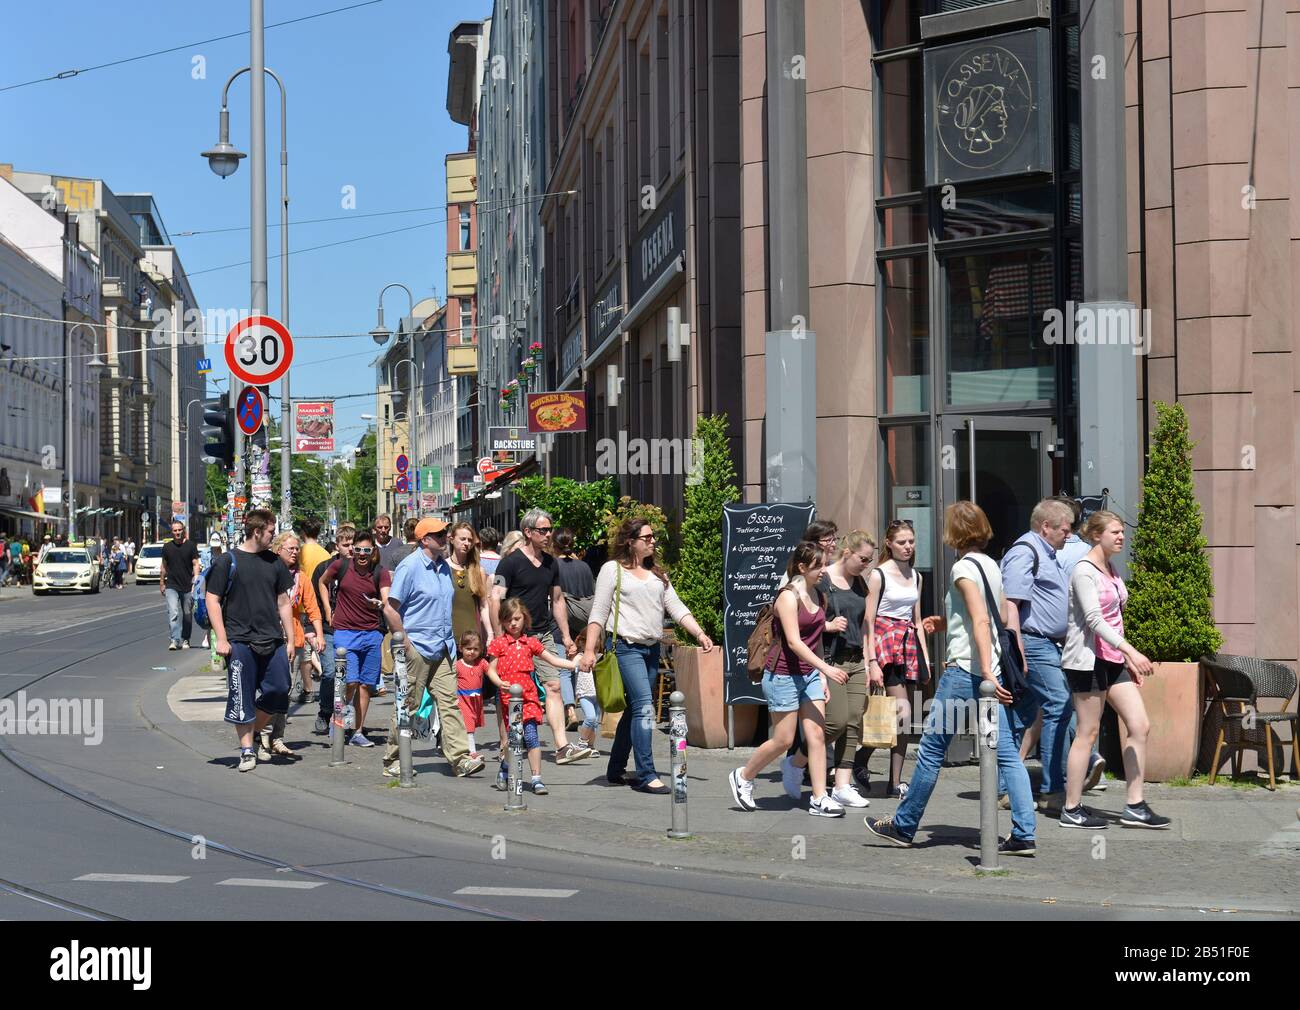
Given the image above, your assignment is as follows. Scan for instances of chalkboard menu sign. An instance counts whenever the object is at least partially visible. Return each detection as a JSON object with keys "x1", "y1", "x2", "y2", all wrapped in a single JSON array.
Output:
[{"x1": 722, "y1": 502, "x2": 817, "y2": 705}]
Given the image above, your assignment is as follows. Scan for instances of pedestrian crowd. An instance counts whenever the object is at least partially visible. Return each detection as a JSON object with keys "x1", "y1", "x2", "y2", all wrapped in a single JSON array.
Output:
[{"x1": 175, "y1": 491, "x2": 1170, "y2": 853}]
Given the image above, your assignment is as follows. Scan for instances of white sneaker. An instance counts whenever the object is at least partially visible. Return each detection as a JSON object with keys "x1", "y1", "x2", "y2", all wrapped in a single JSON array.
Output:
[
  {"x1": 831, "y1": 784, "x2": 870, "y2": 808},
  {"x1": 808, "y1": 793, "x2": 846, "y2": 818},
  {"x1": 728, "y1": 767, "x2": 757, "y2": 811},
  {"x1": 780, "y1": 755, "x2": 802, "y2": 801}
]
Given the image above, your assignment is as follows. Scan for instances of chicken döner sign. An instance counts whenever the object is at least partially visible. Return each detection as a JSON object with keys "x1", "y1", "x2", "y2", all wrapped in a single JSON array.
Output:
[{"x1": 527, "y1": 391, "x2": 587, "y2": 433}]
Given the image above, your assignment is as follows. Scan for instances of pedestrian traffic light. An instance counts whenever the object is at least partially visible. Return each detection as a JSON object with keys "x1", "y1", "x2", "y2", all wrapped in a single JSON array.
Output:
[{"x1": 201, "y1": 393, "x2": 235, "y2": 469}]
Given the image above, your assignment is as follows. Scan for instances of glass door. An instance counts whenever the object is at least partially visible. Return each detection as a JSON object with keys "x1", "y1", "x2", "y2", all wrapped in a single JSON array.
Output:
[{"x1": 939, "y1": 415, "x2": 1053, "y2": 562}]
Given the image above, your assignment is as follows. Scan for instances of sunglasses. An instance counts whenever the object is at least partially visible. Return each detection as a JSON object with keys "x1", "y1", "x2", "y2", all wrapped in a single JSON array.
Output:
[
  {"x1": 530, "y1": 526, "x2": 553, "y2": 534},
  {"x1": 635, "y1": 534, "x2": 656, "y2": 542},
  {"x1": 353, "y1": 547, "x2": 375, "y2": 555}
]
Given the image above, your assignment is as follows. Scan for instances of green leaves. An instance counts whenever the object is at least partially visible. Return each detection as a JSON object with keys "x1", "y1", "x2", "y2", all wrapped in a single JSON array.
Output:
[
  {"x1": 1126, "y1": 401, "x2": 1223, "y2": 662},
  {"x1": 513, "y1": 476, "x2": 617, "y2": 551},
  {"x1": 674, "y1": 414, "x2": 740, "y2": 643}
]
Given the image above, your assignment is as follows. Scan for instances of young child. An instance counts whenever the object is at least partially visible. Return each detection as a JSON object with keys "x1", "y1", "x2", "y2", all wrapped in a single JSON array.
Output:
[
  {"x1": 486, "y1": 598, "x2": 581, "y2": 795},
  {"x1": 572, "y1": 627, "x2": 603, "y2": 757},
  {"x1": 455, "y1": 631, "x2": 489, "y2": 758}
]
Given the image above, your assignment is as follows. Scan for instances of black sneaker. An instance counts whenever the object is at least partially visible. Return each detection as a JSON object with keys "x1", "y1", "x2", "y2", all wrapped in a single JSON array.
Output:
[
  {"x1": 1120, "y1": 801, "x2": 1171, "y2": 829},
  {"x1": 864, "y1": 815, "x2": 913, "y2": 848},
  {"x1": 1059, "y1": 804, "x2": 1107, "y2": 829},
  {"x1": 998, "y1": 835, "x2": 1036, "y2": 857},
  {"x1": 852, "y1": 764, "x2": 871, "y2": 794}
]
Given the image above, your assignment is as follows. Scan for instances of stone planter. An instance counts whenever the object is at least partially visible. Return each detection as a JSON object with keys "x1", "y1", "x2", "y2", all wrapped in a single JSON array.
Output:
[
  {"x1": 674, "y1": 645, "x2": 757, "y2": 748},
  {"x1": 1118, "y1": 661, "x2": 1203, "y2": 782}
]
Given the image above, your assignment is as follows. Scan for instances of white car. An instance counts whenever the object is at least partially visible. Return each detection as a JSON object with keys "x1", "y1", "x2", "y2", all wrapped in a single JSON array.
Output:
[
  {"x1": 33, "y1": 548, "x2": 99, "y2": 595},
  {"x1": 133, "y1": 542, "x2": 167, "y2": 584}
]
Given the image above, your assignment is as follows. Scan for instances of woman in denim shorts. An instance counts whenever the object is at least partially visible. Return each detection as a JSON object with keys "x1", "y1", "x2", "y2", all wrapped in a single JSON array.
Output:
[{"x1": 729, "y1": 542, "x2": 849, "y2": 818}]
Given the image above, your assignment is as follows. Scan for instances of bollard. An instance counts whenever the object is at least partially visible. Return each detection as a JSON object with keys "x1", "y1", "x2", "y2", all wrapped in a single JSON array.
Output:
[
  {"x1": 504, "y1": 683, "x2": 526, "y2": 812},
  {"x1": 391, "y1": 631, "x2": 414, "y2": 787},
  {"x1": 977, "y1": 679, "x2": 999, "y2": 870},
  {"x1": 667, "y1": 691, "x2": 691, "y2": 839},
  {"x1": 330, "y1": 646, "x2": 349, "y2": 767}
]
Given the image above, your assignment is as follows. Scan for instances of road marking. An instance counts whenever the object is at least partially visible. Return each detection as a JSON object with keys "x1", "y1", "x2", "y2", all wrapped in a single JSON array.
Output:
[
  {"x1": 75, "y1": 873, "x2": 189, "y2": 884},
  {"x1": 453, "y1": 886, "x2": 578, "y2": 898},
  {"x1": 216, "y1": 877, "x2": 324, "y2": 890}
]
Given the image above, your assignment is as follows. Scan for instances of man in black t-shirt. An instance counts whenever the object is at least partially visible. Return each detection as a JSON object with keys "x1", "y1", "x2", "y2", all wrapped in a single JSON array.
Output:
[
  {"x1": 205, "y1": 508, "x2": 296, "y2": 773},
  {"x1": 491, "y1": 508, "x2": 590, "y2": 764},
  {"x1": 160, "y1": 520, "x2": 201, "y2": 650}
]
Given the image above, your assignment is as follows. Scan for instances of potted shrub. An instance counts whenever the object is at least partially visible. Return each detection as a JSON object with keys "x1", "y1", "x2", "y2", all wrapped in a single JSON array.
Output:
[
  {"x1": 513, "y1": 476, "x2": 616, "y2": 551},
  {"x1": 669, "y1": 415, "x2": 752, "y2": 747},
  {"x1": 1122, "y1": 401, "x2": 1223, "y2": 781}
]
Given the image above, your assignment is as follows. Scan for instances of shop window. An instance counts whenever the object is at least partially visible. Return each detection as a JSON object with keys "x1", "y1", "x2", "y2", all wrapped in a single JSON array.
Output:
[
  {"x1": 656, "y1": 12, "x2": 670, "y2": 184},
  {"x1": 938, "y1": 185, "x2": 1054, "y2": 241},
  {"x1": 881, "y1": 254, "x2": 929, "y2": 415},
  {"x1": 638, "y1": 48, "x2": 653, "y2": 197},
  {"x1": 878, "y1": 56, "x2": 924, "y2": 197},
  {"x1": 944, "y1": 247, "x2": 1055, "y2": 406}
]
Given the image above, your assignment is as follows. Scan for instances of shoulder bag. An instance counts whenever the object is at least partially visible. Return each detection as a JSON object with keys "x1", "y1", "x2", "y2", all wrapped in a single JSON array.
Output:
[
  {"x1": 593, "y1": 564, "x2": 627, "y2": 713},
  {"x1": 970, "y1": 558, "x2": 1029, "y2": 703}
]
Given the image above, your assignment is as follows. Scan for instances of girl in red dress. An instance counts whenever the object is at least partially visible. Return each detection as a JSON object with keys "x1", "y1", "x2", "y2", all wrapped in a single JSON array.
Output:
[
  {"x1": 455, "y1": 631, "x2": 489, "y2": 757},
  {"x1": 487, "y1": 598, "x2": 580, "y2": 795}
]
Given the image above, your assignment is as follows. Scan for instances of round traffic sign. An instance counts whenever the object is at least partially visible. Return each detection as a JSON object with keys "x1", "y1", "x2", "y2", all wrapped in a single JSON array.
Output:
[
  {"x1": 476, "y1": 456, "x2": 495, "y2": 477},
  {"x1": 395, "y1": 475, "x2": 409, "y2": 493},
  {"x1": 236, "y1": 386, "x2": 265, "y2": 436},
  {"x1": 225, "y1": 315, "x2": 293, "y2": 385},
  {"x1": 395, "y1": 453, "x2": 409, "y2": 473}
]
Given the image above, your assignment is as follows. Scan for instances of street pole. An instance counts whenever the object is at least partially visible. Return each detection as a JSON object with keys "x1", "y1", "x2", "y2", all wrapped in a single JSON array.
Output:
[
  {"x1": 65, "y1": 320, "x2": 75, "y2": 543},
  {"x1": 668, "y1": 691, "x2": 690, "y2": 839},
  {"x1": 244, "y1": 0, "x2": 267, "y2": 495},
  {"x1": 391, "y1": 631, "x2": 414, "y2": 787},
  {"x1": 331, "y1": 646, "x2": 349, "y2": 766},
  {"x1": 275, "y1": 71, "x2": 291, "y2": 532},
  {"x1": 184, "y1": 398, "x2": 202, "y2": 527},
  {"x1": 505, "y1": 683, "x2": 526, "y2": 811},
  {"x1": 977, "y1": 679, "x2": 1000, "y2": 871}
]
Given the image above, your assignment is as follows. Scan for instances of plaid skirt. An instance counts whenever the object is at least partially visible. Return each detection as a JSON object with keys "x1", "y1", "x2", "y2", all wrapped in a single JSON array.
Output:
[{"x1": 874, "y1": 615, "x2": 922, "y2": 682}]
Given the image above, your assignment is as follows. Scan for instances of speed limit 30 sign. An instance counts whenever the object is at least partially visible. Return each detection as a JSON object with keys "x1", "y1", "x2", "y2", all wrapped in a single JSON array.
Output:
[{"x1": 225, "y1": 315, "x2": 294, "y2": 385}]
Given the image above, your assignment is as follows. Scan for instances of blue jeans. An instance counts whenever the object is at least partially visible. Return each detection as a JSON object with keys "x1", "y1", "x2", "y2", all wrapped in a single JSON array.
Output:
[
  {"x1": 1004, "y1": 634, "x2": 1074, "y2": 795},
  {"x1": 608, "y1": 639, "x2": 661, "y2": 783},
  {"x1": 893, "y1": 666, "x2": 1036, "y2": 843},
  {"x1": 165, "y1": 588, "x2": 193, "y2": 644},
  {"x1": 317, "y1": 631, "x2": 335, "y2": 718}
]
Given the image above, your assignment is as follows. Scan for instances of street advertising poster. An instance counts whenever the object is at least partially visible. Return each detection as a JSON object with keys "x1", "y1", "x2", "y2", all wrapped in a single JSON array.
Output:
[
  {"x1": 721, "y1": 502, "x2": 817, "y2": 705},
  {"x1": 527, "y1": 391, "x2": 587, "y2": 433},
  {"x1": 293, "y1": 400, "x2": 335, "y2": 453}
]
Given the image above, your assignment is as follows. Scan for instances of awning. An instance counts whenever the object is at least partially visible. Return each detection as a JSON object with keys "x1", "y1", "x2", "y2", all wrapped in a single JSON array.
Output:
[
  {"x1": 0, "y1": 505, "x2": 67, "y2": 524},
  {"x1": 450, "y1": 457, "x2": 541, "y2": 513}
]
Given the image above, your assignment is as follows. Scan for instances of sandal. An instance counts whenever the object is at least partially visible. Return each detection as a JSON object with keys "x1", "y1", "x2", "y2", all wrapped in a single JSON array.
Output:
[
  {"x1": 632, "y1": 780, "x2": 670, "y2": 795},
  {"x1": 270, "y1": 739, "x2": 298, "y2": 759}
]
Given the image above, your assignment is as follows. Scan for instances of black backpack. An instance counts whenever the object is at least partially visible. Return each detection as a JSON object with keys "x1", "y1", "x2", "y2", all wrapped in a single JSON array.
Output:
[{"x1": 1001, "y1": 541, "x2": 1040, "y2": 578}]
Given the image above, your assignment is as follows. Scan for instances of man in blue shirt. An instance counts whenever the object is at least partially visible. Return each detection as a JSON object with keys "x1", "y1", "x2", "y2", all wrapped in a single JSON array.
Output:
[
  {"x1": 1000, "y1": 498, "x2": 1105, "y2": 808},
  {"x1": 380, "y1": 517, "x2": 485, "y2": 779}
]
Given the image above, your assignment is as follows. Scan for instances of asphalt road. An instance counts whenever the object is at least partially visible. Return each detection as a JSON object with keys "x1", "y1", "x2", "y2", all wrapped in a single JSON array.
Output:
[{"x1": 0, "y1": 583, "x2": 1259, "y2": 921}]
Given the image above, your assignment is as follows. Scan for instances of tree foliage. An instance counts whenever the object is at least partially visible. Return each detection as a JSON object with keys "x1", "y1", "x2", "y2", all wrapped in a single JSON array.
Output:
[
  {"x1": 602, "y1": 495, "x2": 671, "y2": 559},
  {"x1": 513, "y1": 475, "x2": 617, "y2": 551},
  {"x1": 673, "y1": 414, "x2": 740, "y2": 643},
  {"x1": 1125, "y1": 401, "x2": 1223, "y2": 662}
]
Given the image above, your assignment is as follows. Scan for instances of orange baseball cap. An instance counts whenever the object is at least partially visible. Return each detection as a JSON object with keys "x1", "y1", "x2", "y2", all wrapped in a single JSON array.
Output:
[{"x1": 414, "y1": 518, "x2": 449, "y2": 539}]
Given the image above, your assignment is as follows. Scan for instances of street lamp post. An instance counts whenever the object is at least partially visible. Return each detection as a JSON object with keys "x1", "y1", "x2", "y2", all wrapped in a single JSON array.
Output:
[
  {"x1": 64, "y1": 321, "x2": 108, "y2": 544},
  {"x1": 200, "y1": 1, "x2": 284, "y2": 516},
  {"x1": 183, "y1": 397, "x2": 204, "y2": 526},
  {"x1": 371, "y1": 283, "x2": 417, "y2": 518}
]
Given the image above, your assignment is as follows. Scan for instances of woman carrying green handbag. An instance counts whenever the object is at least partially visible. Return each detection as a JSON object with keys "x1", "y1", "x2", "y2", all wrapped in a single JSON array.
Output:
[{"x1": 581, "y1": 517, "x2": 715, "y2": 793}]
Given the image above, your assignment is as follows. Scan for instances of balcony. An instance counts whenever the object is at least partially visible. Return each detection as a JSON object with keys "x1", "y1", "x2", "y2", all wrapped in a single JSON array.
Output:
[
  {"x1": 447, "y1": 345, "x2": 478, "y2": 376},
  {"x1": 447, "y1": 250, "x2": 477, "y2": 296}
]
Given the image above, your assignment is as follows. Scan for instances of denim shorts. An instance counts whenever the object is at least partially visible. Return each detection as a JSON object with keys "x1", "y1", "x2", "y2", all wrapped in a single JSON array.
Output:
[
  {"x1": 335, "y1": 628, "x2": 383, "y2": 687},
  {"x1": 761, "y1": 671, "x2": 825, "y2": 713}
]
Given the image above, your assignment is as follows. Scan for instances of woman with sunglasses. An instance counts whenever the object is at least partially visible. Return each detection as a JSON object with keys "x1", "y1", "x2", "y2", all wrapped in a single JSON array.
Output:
[
  {"x1": 582, "y1": 518, "x2": 714, "y2": 793},
  {"x1": 779, "y1": 531, "x2": 879, "y2": 808},
  {"x1": 862, "y1": 519, "x2": 932, "y2": 798},
  {"x1": 259, "y1": 532, "x2": 323, "y2": 760}
]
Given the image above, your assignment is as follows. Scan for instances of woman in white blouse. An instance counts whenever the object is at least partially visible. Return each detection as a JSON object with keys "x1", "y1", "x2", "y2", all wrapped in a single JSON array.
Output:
[
  {"x1": 581, "y1": 518, "x2": 714, "y2": 793},
  {"x1": 1060, "y1": 511, "x2": 1168, "y2": 830}
]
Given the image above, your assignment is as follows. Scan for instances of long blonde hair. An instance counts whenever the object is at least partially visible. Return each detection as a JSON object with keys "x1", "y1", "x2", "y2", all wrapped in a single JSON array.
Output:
[{"x1": 448, "y1": 520, "x2": 488, "y2": 598}]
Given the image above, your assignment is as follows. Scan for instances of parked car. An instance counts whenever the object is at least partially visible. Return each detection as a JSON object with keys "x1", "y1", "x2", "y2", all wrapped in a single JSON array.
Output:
[
  {"x1": 32, "y1": 548, "x2": 99, "y2": 595},
  {"x1": 133, "y1": 542, "x2": 166, "y2": 584}
]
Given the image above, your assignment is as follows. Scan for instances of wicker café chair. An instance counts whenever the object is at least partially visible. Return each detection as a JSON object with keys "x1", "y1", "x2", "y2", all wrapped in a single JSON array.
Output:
[{"x1": 1201, "y1": 654, "x2": 1299, "y2": 790}]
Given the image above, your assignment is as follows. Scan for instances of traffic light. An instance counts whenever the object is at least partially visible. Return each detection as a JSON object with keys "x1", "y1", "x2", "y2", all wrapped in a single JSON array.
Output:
[{"x1": 201, "y1": 393, "x2": 235, "y2": 469}]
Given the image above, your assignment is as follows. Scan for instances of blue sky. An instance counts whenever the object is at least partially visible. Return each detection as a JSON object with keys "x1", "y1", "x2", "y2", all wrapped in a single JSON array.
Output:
[{"x1": 0, "y1": 0, "x2": 487, "y2": 455}]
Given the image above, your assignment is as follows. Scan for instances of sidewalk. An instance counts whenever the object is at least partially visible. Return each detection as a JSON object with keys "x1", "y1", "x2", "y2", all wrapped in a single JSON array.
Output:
[{"x1": 151, "y1": 664, "x2": 1300, "y2": 916}]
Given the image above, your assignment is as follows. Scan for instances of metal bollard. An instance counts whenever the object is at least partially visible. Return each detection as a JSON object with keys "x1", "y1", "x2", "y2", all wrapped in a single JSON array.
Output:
[
  {"x1": 667, "y1": 691, "x2": 691, "y2": 839},
  {"x1": 391, "y1": 632, "x2": 414, "y2": 787},
  {"x1": 977, "y1": 679, "x2": 999, "y2": 870},
  {"x1": 330, "y1": 646, "x2": 348, "y2": 767},
  {"x1": 504, "y1": 683, "x2": 526, "y2": 811}
]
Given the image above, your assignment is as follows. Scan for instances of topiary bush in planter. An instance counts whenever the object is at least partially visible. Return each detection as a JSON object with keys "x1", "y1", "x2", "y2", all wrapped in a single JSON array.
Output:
[
  {"x1": 513, "y1": 476, "x2": 616, "y2": 553},
  {"x1": 1125, "y1": 400, "x2": 1223, "y2": 661}
]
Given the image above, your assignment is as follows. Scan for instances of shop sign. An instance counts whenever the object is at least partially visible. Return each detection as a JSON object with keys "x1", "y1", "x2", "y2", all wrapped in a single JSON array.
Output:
[
  {"x1": 590, "y1": 274, "x2": 623, "y2": 346},
  {"x1": 925, "y1": 27, "x2": 1053, "y2": 186},
  {"x1": 630, "y1": 180, "x2": 686, "y2": 307}
]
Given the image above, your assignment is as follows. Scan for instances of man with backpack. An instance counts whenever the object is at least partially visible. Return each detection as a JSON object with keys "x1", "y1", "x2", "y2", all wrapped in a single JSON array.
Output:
[
  {"x1": 1000, "y1": 498, "x2": 1106, "y2": 811},
  {"x1": 309, "y1": 524, "x2": 354, "y2": 735},
  {"x1": 318, "y1": 528, "x2": 391, "y2": 746},
  {"x1": 204, "y1": 508, "x2": 297, "y2": 773}
]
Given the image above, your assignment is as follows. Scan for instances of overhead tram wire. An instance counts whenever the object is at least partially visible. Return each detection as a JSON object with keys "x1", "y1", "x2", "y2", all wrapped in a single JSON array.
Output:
[{"x1": 0, "y1": 0, "x2": 384, "y2": 94}]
